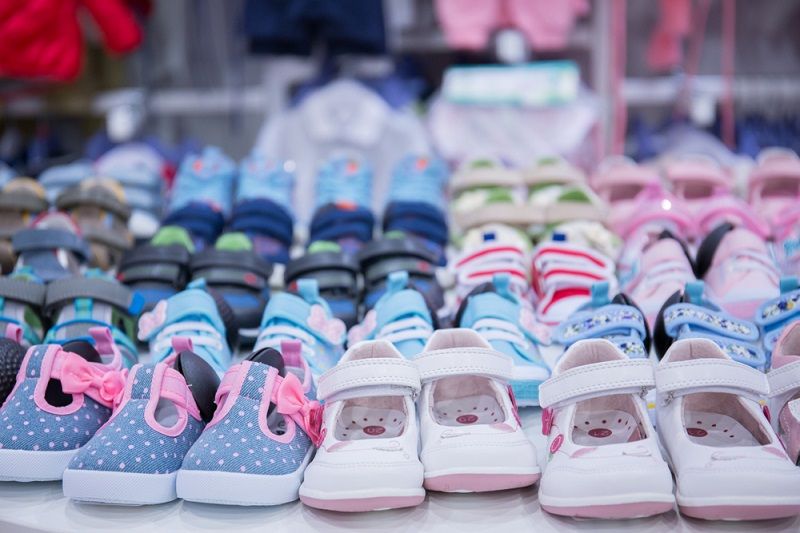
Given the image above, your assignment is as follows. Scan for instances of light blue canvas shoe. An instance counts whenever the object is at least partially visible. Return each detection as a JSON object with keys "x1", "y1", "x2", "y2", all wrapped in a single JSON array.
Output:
[
  {"x1": 456, "y1": 273, "x2": 550, "y2": 406},
  {"x1": 347, "y1": 271, "x2": 434, "y2": 358}
]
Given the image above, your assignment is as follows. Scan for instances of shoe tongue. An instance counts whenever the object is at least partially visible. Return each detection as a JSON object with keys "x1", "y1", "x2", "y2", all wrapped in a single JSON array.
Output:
[
  {"x1": 61, "y1": 340, "x2": 102, "y2": 363},
  {"x1": 33, "y1": 212, "x2": 79, "y2": 233},
  {"x1": 643, "y1": 238, "x2": 690, "y2": 271},
  {"x1": 308, "y1": 240, "x2": 341, "y2": 254},
  {"x1": 377, "y1": 289, "x2": 431, "y2": 326},
  {"x1": 717, "y1": 228, "x2": 767, "y2": 260},
  {"x1": 151, "y1": 225, "x2": 195, "y2": 252},
  {"x1": 174, "y1": 350, "x2": 221, "y2": 423},
  {"x1": 216, "y1": 232, "x2": 252, "y2": 251},
  {"x1": 468, "y1": 291, "x2": 518, "y2": 323},
  {"x1": 247, "y1": 347, "x2": 286, "y2": 377},
  {"x1": 165, "y1": 289, "x2": 225, "y2": 336}
]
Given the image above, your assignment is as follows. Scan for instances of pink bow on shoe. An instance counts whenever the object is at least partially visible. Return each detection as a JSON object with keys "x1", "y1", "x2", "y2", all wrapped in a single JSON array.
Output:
[
  {"x1": 59, "y1": 352, "x2": 126, "y2": 408},
  {"x1": 275, "y1": 372, "x2": 324, "y2": 446}
]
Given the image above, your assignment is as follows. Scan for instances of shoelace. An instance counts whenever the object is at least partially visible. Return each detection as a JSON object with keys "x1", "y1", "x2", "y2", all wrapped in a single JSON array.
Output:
[
  {"x1": 255, "y1": 323, "x2": 320, "y2": 371},
  {"x1": 151, "y1": 321, "x2": 224, "y2": 360},
  {"x1": 726, "y1": 250, "x2": 779, "y2": 280},
  {"x1": 635, "y1": 260, "x2": 695, "y2": 293},
  {"x1": 375, "y1": 316, "x2": 433, "y2": 345},
  {"x1": 472, "y1": 317, "x2": 528, "y2": 349}
]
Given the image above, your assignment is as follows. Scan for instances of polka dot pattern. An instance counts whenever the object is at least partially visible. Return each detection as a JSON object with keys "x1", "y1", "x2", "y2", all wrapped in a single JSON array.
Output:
[
  {"x1": 181, "y1": 363, "x2": 312, "y2": 476},
  {"x1": 0, "y1": 346, "x2": 111, "y2": 452}
]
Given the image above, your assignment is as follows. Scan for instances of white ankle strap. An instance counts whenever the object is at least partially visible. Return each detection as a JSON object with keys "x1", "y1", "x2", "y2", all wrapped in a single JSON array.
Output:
[
  {"x1": 656, "y1": 359, "x2": 769, "y2": 401},
  {"x1": 768, "y1": 361, "x2": 800, "y2": 397},
  {"x1": 317, "y1": 358, "x2": 420, "y2": 402},
  {"x1": 539, "y1": 359, "x2": 654, "y2": 409},
  {"x1": 415, "y1": 348, "x2": 513, "y2": 383}
]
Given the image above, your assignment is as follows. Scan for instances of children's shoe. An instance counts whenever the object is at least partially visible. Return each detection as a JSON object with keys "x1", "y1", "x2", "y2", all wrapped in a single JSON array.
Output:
[
  {"x1": 284, "y1": 242, "x2": 360, "y2": 329},
  {"x1": 231, "y1": 154, "x2": 295, "y2": 264},
  {"x1": 309, "y1": 156, "x2": 374, "y2": 254},
  {"x1": 62, "y1": 349, "x2": 220, "y2": 505},
  {"x1": 621, "y1": 230, "x2": 696, "y2": 328},
  {"x1": 37, "y1": 160, "x2": 93, "y2": 203},
  {"x1": 656, "y1": 338, "x2": 800, "y2": 520},
  {"x1": 55, "y1": 177, "x2": 133, "y2": 270},
  {"x1": 164, "y1": 147, "x2": 236, "y2": 250},
  {"x1": 384, "y1": 155, "x2": 449, "y2": 265},
  {"x1": 0, "y1": 325, "x2": 27, "y2": 404},
  {"x1": 43, "y1": 271, "x2": 142, "y2": 369},
  {"x1": 654, "y1": 281, "x2": 766, "y2": 370},
  {"x1": 254, "y1": 279, "x2": 345, "y2": 377},
  {"x1": 695, "y1": 223, "x2": 779, "y2": 320},
  {"x1": 190, "y1": 232, "x2": 273, "y2": 344},
  {"x1": 118, "y1": 225, "x2": 194, "y2": 313},
  {"x1": 450, "y1": 159, "x2": 528, "y2": 231},
  {"x1": 591, "y1": 156, "x2": 660, "y2": 214},
  {"x1": 358, "y1": 234, "x2": 443, "y2": 313},
  {"x1": 607, "y1": 183, "x2": 696, "y2": 242},
  {"x1": 748, "y1": 148, "x2": 800, "y2": 228},
  {"x1": 766, "y1": 322, "x2": 800, "y2": 465},
  {"x1": 538, "y1": 339, "x2": 673, "y2": 518},
  {"x1": 12, "y1": 212, "x2": 89, "y2": 283},
  {"x1": 348, "y1": 271, "x2": 434, "y2": 358},
  {"x1": 455, "y1": 273, "x2": 549, "y2": 406},
  {"x1": 0, "y1": 178, "x2": 48, "y2": 273},
  {"x1": 525, "y1": 158, "x2": 607, "y2": 225},
  {"x1": 177, "y1": 344, "x2": 319, "y2": 506},
  {"x1": 300, "y1": 340, "x2": 424, "y2": 512},
  {"x1": 0, "y1": 270, "x2": 46, "y2": 347},
  {"x1": 418, "y1": 328, "x2": 540, "y2": 492},
  {"x1": 755, "y1": 276, "x2": 800, "y2": 356},
  {"x1": 0, "y1": 328, "x2": 127, "y2": 481},
  {"x1": 137, "y1": 280, "x2": 234, "y2": 375},
  {"x1": 554, "y1": 282, "x2": 650, "y2": 360}
]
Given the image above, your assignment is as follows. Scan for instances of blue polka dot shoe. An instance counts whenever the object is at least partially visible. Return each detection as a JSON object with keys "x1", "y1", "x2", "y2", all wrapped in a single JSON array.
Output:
[
  {"x1": 0, "y1": 328, "x2": 127, "y2": 481},
  {"x1": 62, "y1": 340, "x2": 220, "y2": 505},
  {"x1": 177, "y1": 341, "x2": 321, "y2": 506}
]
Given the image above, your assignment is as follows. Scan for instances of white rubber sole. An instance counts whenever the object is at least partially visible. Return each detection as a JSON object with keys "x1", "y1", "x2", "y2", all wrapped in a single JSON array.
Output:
[
  {"x1": 0, "y1": 447, "x2": 78, "y2": 481},
  {"x1": 63, "y1": 468, "x2": 178, "y2": 505},
  {"x1": 176, "y1": 448, "x2": 313, "y2": 506},
  {"x1": 299, "y1": 486, "x2": 425, "y2": 512}
]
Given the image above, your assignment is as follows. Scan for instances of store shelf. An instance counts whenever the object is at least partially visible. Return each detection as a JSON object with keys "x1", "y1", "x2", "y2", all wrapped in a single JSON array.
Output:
[{"x1": 1, "y1": 406, "x2": 798, "y2": 533}]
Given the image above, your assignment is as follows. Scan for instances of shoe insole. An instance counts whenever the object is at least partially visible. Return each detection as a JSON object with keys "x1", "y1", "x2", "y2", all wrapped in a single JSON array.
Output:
[
  {"x1": 335, "y1": 406, "x2": 406, "y2": 440},
  {"x1": 572, "y1": 409, "x2": 641, "y2": 445},
  {"x1": 432, "y1": 393, "x2": 504, "y2": 427},
  {"x1": 684, "y1": 410, "x2": 760, "y2": 447}
]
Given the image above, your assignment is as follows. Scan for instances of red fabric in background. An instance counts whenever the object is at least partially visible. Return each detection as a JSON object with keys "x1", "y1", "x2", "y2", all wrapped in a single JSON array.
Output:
[{"x1": 0, "y1": 0, "x2": 142, "y2": 81}]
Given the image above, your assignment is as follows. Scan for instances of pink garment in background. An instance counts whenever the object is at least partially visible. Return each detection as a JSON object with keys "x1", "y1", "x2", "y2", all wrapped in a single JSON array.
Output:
[{"x1": 646, "y1": 0, "x2": 691, "y2": 72}]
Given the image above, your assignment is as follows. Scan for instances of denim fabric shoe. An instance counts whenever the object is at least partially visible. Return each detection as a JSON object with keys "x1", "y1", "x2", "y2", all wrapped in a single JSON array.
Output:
[
  {"x1": 254, "y1": 279, "x2": 345, "y2": 377},
  {"x1": 43, "y1": 270, "x2": 143, "y2": 369},
  {"x1": 456, "y1": 273, "x2": 550, "y2": 406},
  {"x1": 164, "y1": 146, "x2": 236, "y2": 250},
  {"x1": 62, "y1": 349, "x2": 220, "y2": 505},
  {"x1": 0, "y1": 328, "x2": 127, "y2": 481},
  {"x1": 231, "y1": 154, "x2": 295, "y2": 264},
  {"x1": 176, "y1": 344, "x2": 320, "y2": 506},
  {"x1": 137, "y1": 280, "x2": 233, "y2": 375},
  {"x1": 348, "y1": 271, "x2": 434, "y2": 358}
]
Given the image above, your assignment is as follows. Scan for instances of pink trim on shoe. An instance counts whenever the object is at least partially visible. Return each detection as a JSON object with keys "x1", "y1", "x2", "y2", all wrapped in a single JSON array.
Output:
[
  {"x1": 208, "y1": 362, "x2": 248, "y2": 428},
  {"x1": 4, "y1": 324, "x2": 21, "y2": 343},
  {"x1": 300, "y1": 494, "x2": 424, "y2": 513},
  {"x1": 423, "y1": 472, "x2": 540, "y2": 493},
  {"x1": 679, "y1": 504, "x2": 800, "y2": 521},
  {"x1": 543, "y1": 501, "x2": 674, "y2": 519},
  {"x1": 143, "y1": 364, "x2": 200, "y2": 437},
  {"x1": 34, "y1": 346, "x2": 84, "y2": 415}
]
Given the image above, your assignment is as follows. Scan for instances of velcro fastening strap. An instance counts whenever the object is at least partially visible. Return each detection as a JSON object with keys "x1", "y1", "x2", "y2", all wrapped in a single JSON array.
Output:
[
  {"x1": 12, "y1": 228, "x2": 89, "y2": 259},
  {"x1": 687, "y1": 333, "x2": 767, "y2": 369},
  {"x1": 554, "y1": 304, "x2": 646, "y2": 346},
  {"x1": 768, "y1": 361, "x2": 800, "y2": 397},
  {"x1": 655, "y1": 358, "x2": 769, "y2": 400},
  {"x1": 756, "y1": 289, "x2": 800, "y2": 330},
  {"x1": 0, "y1": 277, "x2": 46, "y2": 307},
  {"x1": 317, "y1": 358, "x2": 420, "y2": 402},
  {"x1": 538, "y1": 359, "x2": 655, "y2": 408},
  {"x1": 664, "y1": 303, "x2": 759, "y2": 341},
  {"x1": 44, "y1": 277, "x2": 141, "y2": 317},
  {"x1": 414, "y1": 347, "x2": 513, "y2": 383}
]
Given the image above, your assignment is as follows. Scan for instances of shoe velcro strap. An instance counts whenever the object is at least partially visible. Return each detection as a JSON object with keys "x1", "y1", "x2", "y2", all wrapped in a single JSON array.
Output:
[
  {"x1": 363, "y1": 256, "x2": 435, "y2": 287},
  {"x1": 190, "y1": 250, "x2": 273, "y2": 280},
  {"x1": 664, "y1": 303, "x2": 760, "y2": 341},
  {"x1": 756, "y1": 288, "x2": 800, "y2": 331},
  {"x1": 415, "y1": 347, "x2": 513, "y2": 383},
  {"x1": 768, "y1": 361, "x2": 800, "y2": 397},
  {"x1": 655, "y1": 359, "x2": 769, "y2": 401},
  {"x1": 56, "y1": 187, "x2": 132, "y2": 220},
  {"x1": 0, "y1": 191, "x2": 48, "y2": 212},
  {"x1": 317, "y1": 358, "x2": 420, "y2": 402},
  {"x1": 12, "y1": 229, "x2": 89, "y2": 260},
  {"x1": 539, "y1": 359, "x2": 655, "y2": 409},
  {"x1": 45, "y1": 277, "x2": 142, "y2": 317},
  {"x1": 554, "y1": 304, "x2": 646, "y2": 346},
  {"x1": 0, "y1": 277, "x2": 46, "y2": 307}
]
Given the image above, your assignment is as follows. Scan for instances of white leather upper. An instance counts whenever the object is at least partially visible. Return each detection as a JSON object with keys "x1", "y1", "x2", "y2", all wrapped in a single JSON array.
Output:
[
  {"x1": 415, "y1": 347, "x2": 513, "y2": 383},
  {"x1": 539, "y1": 358, "x2": 654, "y2": 409},
  {"x1": 316, "y1": 356, "x2": 420, "y2": 402},
  {"x1": 655, "y1": 358, "x2": 769, "y2": 401}
]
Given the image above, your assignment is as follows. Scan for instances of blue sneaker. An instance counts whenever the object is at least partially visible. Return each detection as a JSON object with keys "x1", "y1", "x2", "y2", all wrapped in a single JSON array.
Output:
[
  {"x1": 553, "y1": 281, "x2": 650, "y2": 360},
  {"x1": 231, "y1": 154, "x2": 295, "y2": 264},
  {"x1": 348, "y1": 271, "x2": 434, "y2": 358},
  {"x1": 456, "y1": 273, "x2": 550, "y2": 406},
  {"x1": 177, "y1": 344, "x2": 319, "y2": 506},
  {"x1": 254, "y1": 278, "x2": 345, "y2": 376},
  {"x1": 164, "y1": 147, "x2": 236, "y2": 250},
  {"x1": 137, "y1": 280, "x2": 233, "y2": 375},
  {"x1": 653, "y1": 280, "x2": 766, "y2": 369},
  {"x1": 63, "y1": 350, "x2": 220, "y2": 504},
  {"x1": 309, "y1": 156, "x2": 374, "y2": 254}
]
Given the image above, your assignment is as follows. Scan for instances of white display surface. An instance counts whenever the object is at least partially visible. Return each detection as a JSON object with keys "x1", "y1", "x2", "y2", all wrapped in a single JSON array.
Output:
[{"x1": 1, "y1": 408, "x2": 799, "y2": 532}]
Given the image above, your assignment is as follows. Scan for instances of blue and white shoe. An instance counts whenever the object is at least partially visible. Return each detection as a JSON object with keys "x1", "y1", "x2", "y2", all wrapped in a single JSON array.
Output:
[
  {"x1": 756, "y1": 276, "x2": 800, "y2": 359},
  {"x1": 348, "y1": 271, "x2": 434, "y2": 358},
  {"x1": 456, "y1": 273, "x2": 550, "y2": 406},
  {"x1": 254, "y1": 279, "x2": 346, "y2": 377},
  {"x1": 231, "y1": 154, "x2": 295, "y2": 264},
  {"x1": 653, "y1": 280, "x2": 766, "y2": 370},
  {"x1": 62, "y1": 350, "x2": 220, "y2": 505},
  {"x1": 136, "y1": 279, "x2": 233, "y2": 375},
  {"x1": 553, "y1": 281, "x2": 650, "y2": 360},
  {"x1": 177, "y1": 344, "x2": 320, "y2": 506},
  {"x1": 164, "y1": 146, "x2": 237, "y2": 250}
]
